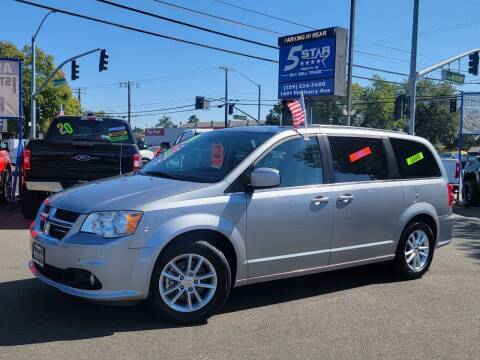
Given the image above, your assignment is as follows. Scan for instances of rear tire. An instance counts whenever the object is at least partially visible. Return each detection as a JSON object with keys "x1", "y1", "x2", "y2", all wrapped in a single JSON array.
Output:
[
  {"x1": 20, "y1": 186, "x2": 43, "y2": 219},
  {"x1": 149, "y1": 239, "x2": 231, "y2": 324},
  {"x1": 0, "y1": 168, "x2": 12, "y2": 204},
  {"x1": 462, "y1": 181, "x2": 477, "y2": 207},
  {"x1": 393, "y1": 222, "x2": 435, "y2": 280}
]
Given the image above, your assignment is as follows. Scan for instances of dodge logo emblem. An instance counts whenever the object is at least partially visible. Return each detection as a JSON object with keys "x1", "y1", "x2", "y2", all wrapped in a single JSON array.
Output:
[{"x1": 74, "y1": 154, "x2": 92, "y2": 161}]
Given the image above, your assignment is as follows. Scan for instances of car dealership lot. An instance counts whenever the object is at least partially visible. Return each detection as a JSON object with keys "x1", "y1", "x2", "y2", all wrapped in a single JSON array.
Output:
[{"x1": 0, "y1": 205, "x2": 479, "y2": 360}]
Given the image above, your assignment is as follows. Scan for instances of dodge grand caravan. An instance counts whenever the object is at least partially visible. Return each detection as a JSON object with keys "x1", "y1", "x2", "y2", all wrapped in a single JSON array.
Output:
[{"x1": 29, "y1": 126, "x2": 454, "y2": 323}]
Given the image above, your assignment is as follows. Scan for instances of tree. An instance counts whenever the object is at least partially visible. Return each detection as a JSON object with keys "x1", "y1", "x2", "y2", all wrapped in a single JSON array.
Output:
[
  {"x1": 0, "y1": 41, "x2": 81, "y2": 135},
  {"x1": 155, "y1": 115, "x2": 174, "y2": 128},
  {"x1": 187, "y1": 114, "x2": 200, "y2": 126},
  {"x1": 265, "y1": 103, "x2": 282, "y2": 125}
]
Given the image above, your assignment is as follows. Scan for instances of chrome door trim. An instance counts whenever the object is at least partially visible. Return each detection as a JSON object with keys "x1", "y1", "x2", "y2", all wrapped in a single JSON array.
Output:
[{"x1": 247, "y1": 240, "x2": 393, "y2": 264}]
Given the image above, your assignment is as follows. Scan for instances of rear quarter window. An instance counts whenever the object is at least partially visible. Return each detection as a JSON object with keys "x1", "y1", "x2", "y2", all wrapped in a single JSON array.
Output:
[{"x1": 390, "y1": 138, "x2": 441, "y2": 178}]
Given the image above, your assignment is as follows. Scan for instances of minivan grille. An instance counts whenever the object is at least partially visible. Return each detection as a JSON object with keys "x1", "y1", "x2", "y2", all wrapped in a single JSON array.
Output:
[{"x1": 39, "y1": 207, "x2": 80, "y2": 240}]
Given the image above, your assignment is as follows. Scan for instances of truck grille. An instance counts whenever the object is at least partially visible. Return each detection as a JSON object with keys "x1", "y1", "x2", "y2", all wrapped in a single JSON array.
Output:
[{"x1": 39, "y1": 207, "x2": 80, "y2": 240}]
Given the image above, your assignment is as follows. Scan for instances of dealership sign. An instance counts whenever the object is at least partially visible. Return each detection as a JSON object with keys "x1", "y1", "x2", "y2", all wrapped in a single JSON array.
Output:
[
  {"x1": 0, "y1": 59, "x2": 21, "y2": 119},
  {"x1": 462, "y1": 92, "x2": 480, "y2": 135},
  {"x1": 145, "y1": 128, "x2": 165, "y2": 136},
  {"x1": 278, "y1": 27, "x2": 347, "y2": 99}
]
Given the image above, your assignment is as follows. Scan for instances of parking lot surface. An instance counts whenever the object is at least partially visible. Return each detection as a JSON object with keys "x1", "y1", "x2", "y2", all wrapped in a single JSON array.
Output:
[{"x1": 0, "y1": 205, "x2": 479, "y2": 359}]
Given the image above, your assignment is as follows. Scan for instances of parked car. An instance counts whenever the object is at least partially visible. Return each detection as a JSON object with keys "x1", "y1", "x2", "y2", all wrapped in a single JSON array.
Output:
[
  {"x1": 440, "y1": 158, "x2": 460, "y2": 194},
  {"x1": 462, "y1": 157, "x2": 480, "y2": 207},
  {"x1": 139, "y1": 148, "x2": 155, "y2": 165},
  {"x1": 21, "y1": 115, "x2": 140, "y2": 218},
  {"x1": 29, "y1": 126, "x2": 454, "y2": 324},
  {"x1": 0, "y1": 139, "x2": 13, "y2": 203},
  {"x1": 173, "y1": 128, "x2": 212, "y2": 146}
]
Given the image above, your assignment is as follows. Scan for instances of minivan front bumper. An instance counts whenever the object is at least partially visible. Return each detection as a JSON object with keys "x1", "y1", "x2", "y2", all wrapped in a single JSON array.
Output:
[{"x1": 29, "y1": 231, "x2": 157, "y2": 302}]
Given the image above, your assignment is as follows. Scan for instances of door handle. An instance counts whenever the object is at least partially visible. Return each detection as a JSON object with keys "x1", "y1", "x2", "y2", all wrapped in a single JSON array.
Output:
[
  {"x1": 311, "y1": 196, "x2": 330, "y2": 206},
  {"x1": 337, "y1": 194, "x2": 354, "y2": 203}
]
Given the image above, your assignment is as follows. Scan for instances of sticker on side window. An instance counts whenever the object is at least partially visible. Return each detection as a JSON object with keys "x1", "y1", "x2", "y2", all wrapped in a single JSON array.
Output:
[
  {"x1": 349, "y1": 146, "x2": 372, "y2": 163},
  {"x1": 211, "y1": 143, "x2": 224, "y2": 169},
  {"x1": 406, "y1": 152, "x2": 424, "y2": 165}
]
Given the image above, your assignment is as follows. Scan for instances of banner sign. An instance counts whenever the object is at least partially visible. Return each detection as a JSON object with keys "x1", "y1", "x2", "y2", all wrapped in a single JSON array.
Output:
[
  {"x1": 0, "y1": 119, "x2": 7, "y2": 132},
  {"x1": 0, "y1": 59, "x2": 21, "y2": 119},
  {"x1": 145, "y1": 128, "x2": 165, "y2": 136},
  {"x1": 462, "y1": 92, "x2": 480, "y2": 135},
  {"x1": 278, "y1": 27, "x2": 347, "y2": 99}
]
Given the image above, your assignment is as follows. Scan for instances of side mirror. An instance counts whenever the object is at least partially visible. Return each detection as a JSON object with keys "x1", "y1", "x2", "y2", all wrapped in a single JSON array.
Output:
[{"x1": 250, "y1": 167, "x2": 280, "y2": 189}]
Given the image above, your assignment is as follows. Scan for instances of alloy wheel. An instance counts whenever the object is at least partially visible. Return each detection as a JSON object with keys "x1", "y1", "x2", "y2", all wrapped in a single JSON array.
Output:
[{"x1": 404, "y1": 230, "x2": 430, "y2": 272}]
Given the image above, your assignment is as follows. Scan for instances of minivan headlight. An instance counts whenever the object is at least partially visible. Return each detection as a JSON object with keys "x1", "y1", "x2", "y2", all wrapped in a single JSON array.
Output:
[{"x1": 80, "y1": 211, "x2": 142, "y2": 238}]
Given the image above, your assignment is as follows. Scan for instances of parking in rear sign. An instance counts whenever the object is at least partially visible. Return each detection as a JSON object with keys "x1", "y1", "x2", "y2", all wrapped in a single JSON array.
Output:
[
  {"x1": 0, "y1": 59, "x2": 21, "y2": 119},
  {"x1": 278, "y1": 27, "x2": 347, "y2": 99}
]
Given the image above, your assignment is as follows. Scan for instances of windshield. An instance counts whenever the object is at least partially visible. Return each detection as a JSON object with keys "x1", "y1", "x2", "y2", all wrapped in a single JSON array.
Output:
[
  {"x1": 140, "y1": 130, "x2": 274, "y2": 183},
  {"x1": 46, "y1": 117, "x2": 134, "y2": 143}
]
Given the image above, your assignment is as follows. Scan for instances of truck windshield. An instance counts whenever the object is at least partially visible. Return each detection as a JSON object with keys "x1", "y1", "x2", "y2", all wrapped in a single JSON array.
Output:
[
  {"x1": 46, "y1": 117, "x2": 134, "y2": 143},
  {"x1": 140, "y1": 130, "x2": 274, "y2": 183}
]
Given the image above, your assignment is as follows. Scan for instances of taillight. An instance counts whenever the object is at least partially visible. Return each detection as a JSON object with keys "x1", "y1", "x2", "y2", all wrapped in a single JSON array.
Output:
[
  {"x1": 132, "y1": 153, "x2": 141, "y2": 171},
  {"x1": 447, "y1": 183, "x2": 454, "y2": 207},
  {"x1": 23, "y1": 149, "x2": 31, "y2": 171},
  {"x1": 455, "y1": 161, "x2": 460, "y2": 179}
]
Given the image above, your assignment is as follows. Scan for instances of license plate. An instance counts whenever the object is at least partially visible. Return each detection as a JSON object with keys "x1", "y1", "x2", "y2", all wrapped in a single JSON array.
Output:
[{"x1": 32, "y1": 243, "x2": 45, "y2": 268}]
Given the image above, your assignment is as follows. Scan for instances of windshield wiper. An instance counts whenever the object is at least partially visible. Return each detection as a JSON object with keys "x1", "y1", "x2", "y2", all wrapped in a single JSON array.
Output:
[{"x1": 142, "y1": 170, "x2": 182, "y2": 180}]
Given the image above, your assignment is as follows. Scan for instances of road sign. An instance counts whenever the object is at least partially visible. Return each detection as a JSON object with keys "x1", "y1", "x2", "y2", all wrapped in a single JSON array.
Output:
[
  {"x1": 278, "y1": 27, "x2": 347, "y2": 99},
  {"x1": 441, "y1": 69, "x2": 465, "y2": 84},
  {"x1": 462, "y1": 92, "x2": 480, "y2": 135},
  {"x1": 233, "y1": 115, "x2": 247, "y2": 120},
  {"x1": 0, "y1": 59, "x2": 21, "y2": 119},
  {"x1": 52, "y1": 78, "x2": 66, "y2": 86}
]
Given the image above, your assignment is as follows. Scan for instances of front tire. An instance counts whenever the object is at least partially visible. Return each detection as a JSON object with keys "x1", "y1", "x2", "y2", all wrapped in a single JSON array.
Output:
[
  {"x1": 393, "y1": 222, "x2": 435, "y2": 280},
  {"x1": 463, "y1": 180, "x2": 478, "y2": 207},
  {"x1": 20, "y1": 186, "x2": 43, "y2": 219},
  {"x1": 149, "y1": 239, "x2": 231, "y2": 324}
]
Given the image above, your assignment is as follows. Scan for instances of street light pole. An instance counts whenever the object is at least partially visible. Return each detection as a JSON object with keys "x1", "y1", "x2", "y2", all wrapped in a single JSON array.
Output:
[
  {"x1": 346, "y1": 0, "x2": 356, "y2": 126},
  {"x1": 232, "y1": 69, "x2": 261, "y2": 124},
  {"x1": 408, "y1": 0, "x2": 420, "y2": 135},
  {"x1": 219, "y1": 66, "x2": 230, "y2": 128},
  {"x1": 31, "y1": 10, "x2": 55, "y2": 140}
]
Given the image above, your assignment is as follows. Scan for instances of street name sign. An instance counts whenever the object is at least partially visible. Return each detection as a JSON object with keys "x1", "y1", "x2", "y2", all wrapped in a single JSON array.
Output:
[
  {"x1": 0, "y1": 59, "x2": 21, "y2": 119},
  {"x1": 462, "y1": 92, "x2": 480, "y2": 135},
  {"x1": 278, "y1": 27, "x2": 347, "y2": 99},
  {"x1": 441, "y1": 69, "x2": 465, "y2": 84},
  {"x1": 233, "y1": 115, "x2": 247, "y2": 120},
  {"x1": 52, "y1": 78, "x2": 67, "y2": 87}
]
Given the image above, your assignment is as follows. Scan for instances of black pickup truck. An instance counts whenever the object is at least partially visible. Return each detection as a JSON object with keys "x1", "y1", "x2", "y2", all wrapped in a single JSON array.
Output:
[
  {"x1": 462, "y1": 156, "x2": 480, "y2": 207},
  {"x1": 21, "y1": 115, "x2": 140, "y2": 218}
]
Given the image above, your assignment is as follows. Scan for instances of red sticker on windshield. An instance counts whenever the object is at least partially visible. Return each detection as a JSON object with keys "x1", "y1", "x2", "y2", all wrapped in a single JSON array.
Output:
[
  {"x1": 349, "y1": 146, "x2": 372, "y2": 163},
  {"x1": 211, "y1": 143, "x2": 224, "y2": 168}
]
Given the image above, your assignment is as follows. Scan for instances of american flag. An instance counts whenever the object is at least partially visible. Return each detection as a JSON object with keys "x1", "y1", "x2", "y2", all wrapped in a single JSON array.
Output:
[{"x1": 286, "y1": 93, "x2": 306, "y2": 128}]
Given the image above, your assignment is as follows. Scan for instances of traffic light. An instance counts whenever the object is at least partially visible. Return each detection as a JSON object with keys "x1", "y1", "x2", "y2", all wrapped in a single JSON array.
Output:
[
  {"x1": 71, "y1": 60, "x2": 79, "y2": 80},
  {"x1": 195, "y1": 96, "x2": 205, "y2": 110},
  {"x1": 99, "y1": 49, "x2": 109, "y2": 72},
  {"x1": 394, "y1": 94, "x2": 406, "y2": 120},
  {"x1": 450, "y1": 98, "x2": 457, "y2": 113},
  {"x1": 469, "y1": 52, "x2": 479, "y2": 76},
  {"x1": 228, "y1": 103, "x2": 234, "y2": 115}
]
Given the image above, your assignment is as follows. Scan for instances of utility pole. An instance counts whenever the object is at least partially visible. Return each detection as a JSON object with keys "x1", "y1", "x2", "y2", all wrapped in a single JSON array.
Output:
[
  {"x1": 408, "y1": 0, "x2": 420, "y2": 135},
  {"x1": 258, "y1": 84, "x2": 261, "y2": 124},
  {"x1": 128, "y1": 80, "x2": 131, "y2": 124},
  {"x1": 30, "y1": 10, "x2": 55, "y2": 140},
  {"x1": 219, "y1": 66, "x2": 231, "y2": 128},
  {"x1": 346, "y1": 0, "x2": 356, "y2": 126},
  {"x1": 77, "y1": 88, "x2": 82, "y2": 107}
]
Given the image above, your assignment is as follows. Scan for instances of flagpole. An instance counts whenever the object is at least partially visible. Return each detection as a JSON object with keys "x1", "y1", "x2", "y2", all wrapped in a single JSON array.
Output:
[{"x1": 301, "y1": 91, "x2": 308, "y2": 139}]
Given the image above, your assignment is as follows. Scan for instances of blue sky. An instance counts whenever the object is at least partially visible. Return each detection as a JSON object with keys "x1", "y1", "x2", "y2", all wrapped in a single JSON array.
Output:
[{"x1": 3, "y1": 0, "x2": 480, "y2": 128}]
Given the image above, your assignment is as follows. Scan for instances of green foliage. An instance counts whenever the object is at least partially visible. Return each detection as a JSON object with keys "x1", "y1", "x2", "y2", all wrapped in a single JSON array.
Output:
[
  {"x1": 0, "y1": 41, "x2": 81, "y2": 135},
  {"x1": 155, "y1": 115, "x2": 174, "y2": 128},
  {"x1": 187, "y1": 114, "x2": 200, "y2": 125},
  {"x1": 265, "y1": 103, "x2": 281, "y2": 125}
]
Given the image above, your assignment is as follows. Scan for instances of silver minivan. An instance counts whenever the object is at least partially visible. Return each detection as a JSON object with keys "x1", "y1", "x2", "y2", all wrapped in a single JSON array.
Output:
[{"x1": 30, "y1": 126, "x2": 454, "y2": 323}]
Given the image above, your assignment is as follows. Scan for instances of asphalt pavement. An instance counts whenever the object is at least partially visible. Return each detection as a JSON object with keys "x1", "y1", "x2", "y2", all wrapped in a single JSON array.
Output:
[{"x1": 0, "y1": 204, "x2": 479, "y2": 359}]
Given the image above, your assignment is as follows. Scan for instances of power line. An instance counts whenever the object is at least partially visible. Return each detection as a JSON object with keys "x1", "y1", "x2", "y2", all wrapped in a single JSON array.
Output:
[
  {"x1": 152, "y1": 0, "x2": 283, "y2": 35},
  {"x1": 16, "y1": 0, "x2": 278, "y2": 63},
  {"x1": 212, "y1": 0, "x2": 316, "y2": 30},
  {"x1": 98, "y1": 0, "x2": 279, "y2": 50}
]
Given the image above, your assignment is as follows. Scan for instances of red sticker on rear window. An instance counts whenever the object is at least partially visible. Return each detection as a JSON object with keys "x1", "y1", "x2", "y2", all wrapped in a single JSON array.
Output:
[
  {"x1": 211, "y1": 143, "x2": 224, "y2": 168},
  {"x1": 349, "y1": 146, "x2": 372, "y2": 163}
]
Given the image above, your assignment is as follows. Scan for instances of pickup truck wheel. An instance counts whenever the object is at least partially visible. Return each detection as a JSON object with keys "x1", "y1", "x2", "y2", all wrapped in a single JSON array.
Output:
[
  {"x1": 0, "y1": 169, "x2": 12, "y2": 204},
  {"x1": 149, "y1": 240, "x2": 231, "y2": 324},
  {"x1": 20, "y1": 186, "x2": 42, "y2": 219},
  {"x1": 462, "y1": 181, "x2": 477, "y2": 207}
]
